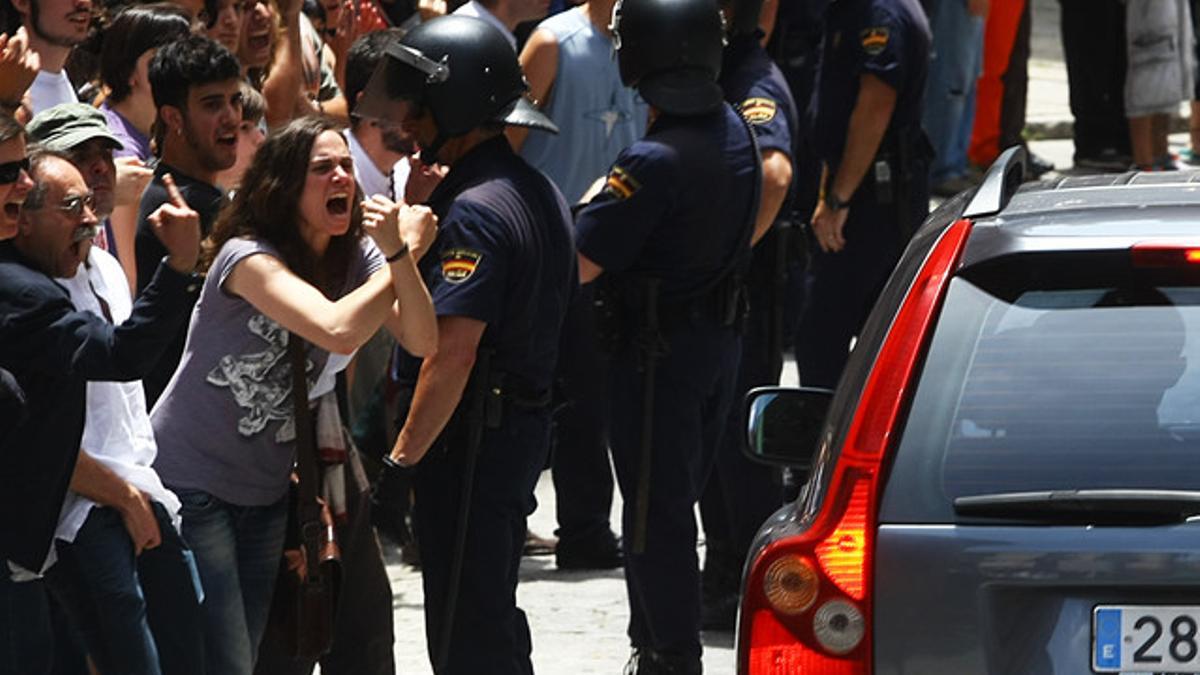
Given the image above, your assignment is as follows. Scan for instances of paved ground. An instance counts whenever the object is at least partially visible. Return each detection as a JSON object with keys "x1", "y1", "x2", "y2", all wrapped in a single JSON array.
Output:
[{"x1": 374, "y1": 4, "x2": 1200, "y2": 673}]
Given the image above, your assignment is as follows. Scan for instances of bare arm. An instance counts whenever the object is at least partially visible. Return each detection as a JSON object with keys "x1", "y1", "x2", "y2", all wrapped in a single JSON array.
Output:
[
  {"x1": 751, "y1": 149, "x2": 794, "y2": 246},
  {"x1": 263, "y1": 5, "x2": 306, "y2": 128},
  {"x1": 70, "y1": 451, "x2": 161, "y2": 554},
  {"x1": 225, "y1": 253, "x2": 396, "y2": 354},
  {"x1": 362, "y1": 196, "x2": 439, "y2": 355},
  {"x1": 810, "y1": 74, "x2": 896, "y2": 253},
  {"x1": 578, "y1": 252, "x2": 603, "y2": 284},
  {"x1": 381, "y1": 254, "x2": 437, "y2": 357},
  {"x1": 506, "y1": 27, "x2": 559, "y2": 152},
  {"x1": 387, "y1": 315, "x2": 485, "y2": 466}
]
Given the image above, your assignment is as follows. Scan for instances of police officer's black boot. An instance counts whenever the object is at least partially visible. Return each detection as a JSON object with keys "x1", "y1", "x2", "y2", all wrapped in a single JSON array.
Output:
[{"x1": 623, "y1": 648, "x2": 703, "y2": 675}]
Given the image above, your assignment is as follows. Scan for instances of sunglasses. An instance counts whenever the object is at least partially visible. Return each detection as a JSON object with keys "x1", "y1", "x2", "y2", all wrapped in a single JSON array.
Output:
[{"x1": 0, "y1": 157, "x2": 29, "y2": 185}]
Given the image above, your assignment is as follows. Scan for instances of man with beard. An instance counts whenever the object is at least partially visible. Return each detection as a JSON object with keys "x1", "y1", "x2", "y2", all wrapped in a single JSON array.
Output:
[
  {"x1": 1, "y1": 0, "x2": 91, "y2": 114},
  {"x1": 134, "y1": 34, "x2": 242, "y2": 405},
  {"x1": 344, "y1": 29, "x2": 416, "y2": 202}
]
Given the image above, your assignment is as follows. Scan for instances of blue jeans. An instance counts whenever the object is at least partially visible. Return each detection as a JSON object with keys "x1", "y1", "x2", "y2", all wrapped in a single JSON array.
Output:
[
  {"x1": 44, "y1": 502, "x2": 204, "y2": 675},
  {"x1": 173, "y1": 488, "x2": 288, "y2": 675},
  {"x1": 923, "y1": 0, "x2": 985, "y2": 183}
]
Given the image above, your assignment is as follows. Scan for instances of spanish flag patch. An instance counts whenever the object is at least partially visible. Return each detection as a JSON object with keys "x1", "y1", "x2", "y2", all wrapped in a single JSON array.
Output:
[
  {"x1": 441, "y1": 248, "x2": 482, "y2": 284},
  {"x1": 860, "y1": 27, "x2": 889, "y2": 55},
  {"x1": 603, "y1": 166, "x2": 641, "y2": 201},
  {"x1": 739, "y1": 97, "x2": 778, "y2": 125}
]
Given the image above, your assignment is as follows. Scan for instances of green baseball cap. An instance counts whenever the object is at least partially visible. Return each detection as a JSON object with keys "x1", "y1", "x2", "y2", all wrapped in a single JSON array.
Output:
[{"x1": 26, "y1": 103, "x2": 124, "y2": 154}]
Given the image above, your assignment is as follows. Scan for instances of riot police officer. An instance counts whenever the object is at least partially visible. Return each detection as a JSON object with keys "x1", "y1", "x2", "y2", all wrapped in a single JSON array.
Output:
[
  {"x1": 698, "y1": 0, "x2": 800, "y2": 630},
  {"x1": 359, "y1": 16, "x2": 577, "y2": 675},
  {"x1": 572, "y1": 0, "x2": 759, "y2": 671},
  {"x1": 795, "y1": 0, "x2": 931, "y2": 389}
]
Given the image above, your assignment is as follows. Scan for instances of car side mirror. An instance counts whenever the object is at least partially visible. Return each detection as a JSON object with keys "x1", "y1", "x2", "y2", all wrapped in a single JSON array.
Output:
[{"x1": 744, "y1": 386, "x2": 833, "y2": 470}]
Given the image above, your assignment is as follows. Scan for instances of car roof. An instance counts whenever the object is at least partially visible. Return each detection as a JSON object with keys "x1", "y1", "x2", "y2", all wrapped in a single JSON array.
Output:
[{"x1": 959, "y1": 169, "x2": 1200, "y2": 267}]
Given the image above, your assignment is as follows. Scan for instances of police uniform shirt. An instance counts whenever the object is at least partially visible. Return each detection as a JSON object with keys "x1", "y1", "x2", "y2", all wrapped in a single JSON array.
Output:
[
  {"x1": 812, "y1": 0, "x2": 931, "y2": 166},
  {"x1": 419, "y1": 136, "x2": 576, "y2": 390},
  {"x1": 574, "y1": 107, "x2": 758, "y2": 303},
  {"x1": 721, "y1": 32, "x2": 799, "y2": 212}
]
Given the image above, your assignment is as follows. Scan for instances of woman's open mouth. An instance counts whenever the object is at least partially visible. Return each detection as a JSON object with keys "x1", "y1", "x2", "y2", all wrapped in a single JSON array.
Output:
[{"x1": 326, "y1": 193, "x2": 349, "y2": 216}]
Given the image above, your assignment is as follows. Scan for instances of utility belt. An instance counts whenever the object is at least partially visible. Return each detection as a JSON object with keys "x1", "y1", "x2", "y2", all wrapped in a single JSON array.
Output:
[
  {"x1": 857, "y1": 126, "x2": 935, "y2": 240},
  {"x1": 593, "y1": 272, "x2": 746, "y2": 357},
  {"x1": 395, "y1": 351, "x2": 549, "y2": 456}
]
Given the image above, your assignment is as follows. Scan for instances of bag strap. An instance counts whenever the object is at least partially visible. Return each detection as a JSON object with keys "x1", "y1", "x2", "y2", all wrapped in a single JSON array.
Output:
[{"x1": 288, "y1": 333, "x2": 320, "y2": 509}]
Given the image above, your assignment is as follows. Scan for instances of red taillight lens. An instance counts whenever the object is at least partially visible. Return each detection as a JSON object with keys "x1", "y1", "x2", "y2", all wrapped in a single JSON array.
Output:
[
  {"x1": 739, "y1": 220, "x2": 973, "y2": 674},
  {"x1": 1131, "y1": 243, "x2": 1200, "y2": 267}
]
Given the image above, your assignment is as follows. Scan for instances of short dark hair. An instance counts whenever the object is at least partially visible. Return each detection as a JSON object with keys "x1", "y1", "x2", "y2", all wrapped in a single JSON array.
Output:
[
  {"x1": 101, "y1": 4, "x2": 193, "y2": 103},
  {"x1": 0, "y1": 112, "x2": 23, "y2": 145},
  {"x1": 345, "y1": 28, "x2": 406, "y2": 120},
  {"x1": 149, "y1": 34, "x2": 242, "y2": 113}
]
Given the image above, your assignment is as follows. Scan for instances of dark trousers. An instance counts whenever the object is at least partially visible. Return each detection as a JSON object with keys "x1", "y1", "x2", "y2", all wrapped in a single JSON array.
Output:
[
  {"x1": 699, "y1": 242, "x2": 787, "y2": 595},
  {"x1": 550, "y1": 286, "x2": 616, "y2": 545},
  {"x1": 413, "y1": 410, "x2": 550, "y2": 675},
  {"x1": 45, "y1": 503, "x2": 204, "y2": 675},
  {"x1": 795, "y1": 180, "x2": 921, "y2": 388},
  {"x1": 608, "y1": 324, "x2": 739, "y2": 663},
  {"x1": 1059, "y1": 0, "x2": 1130, "y2": 159},
  {"x1": 1000, "y1": 0, "x2": 1032, "y2": 152}
]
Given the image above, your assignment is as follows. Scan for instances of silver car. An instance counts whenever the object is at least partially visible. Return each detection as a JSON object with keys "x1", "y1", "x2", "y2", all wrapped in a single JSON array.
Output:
[{"x1": 739, "y1": 149, "x2": 1200, "y2": 674}]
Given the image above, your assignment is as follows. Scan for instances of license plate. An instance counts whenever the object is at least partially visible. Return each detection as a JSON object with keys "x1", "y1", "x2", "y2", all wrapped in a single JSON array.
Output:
[{"x1": 1094, "y1": 606, "x2": 1200, "y2": 673}]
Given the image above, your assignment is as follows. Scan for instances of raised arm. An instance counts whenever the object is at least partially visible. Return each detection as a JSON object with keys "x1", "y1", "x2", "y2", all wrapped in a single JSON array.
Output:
[{"x1": 363, "y1": 196, "x2": 439, "y2": 356}]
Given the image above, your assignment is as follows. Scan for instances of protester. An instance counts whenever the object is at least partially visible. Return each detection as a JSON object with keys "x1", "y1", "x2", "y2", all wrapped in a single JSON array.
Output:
[
  {"x1": 215, "y1": 82, "x2": 267, "y2": 192},
  {"x1": 923, "y1": 0, "x2": 987, "y2": 196},
  {"x1": 1125, "y1": 0, "x2": 1194, "y2": 171},
  {"x1": 452, "y1": 0, "x2": 547, "y2": 49},
  {"x1": 0, "y1": 27, "x2": 39, "y2": 122},
  {"x1": 135, "y1": 34, "x2": 242, "y2": 403},
  {"x1": 0, "y1": 140, "x2": 202, "y2": 675},
  {"x1": 204, "y1": 0, "x2": 246, "y2": 51},
  {"x1": 150, "y1": 115, "x2": 436, "y2": 675},
  {"x1": 1059, "y1": 0, "x2": 1131, "y2": 171},
  {"x1": 1, "y1": 0, "x2": 92, "y2": 114}
]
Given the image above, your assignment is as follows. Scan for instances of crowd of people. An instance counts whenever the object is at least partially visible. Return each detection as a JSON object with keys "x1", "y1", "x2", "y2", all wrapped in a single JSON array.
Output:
[{"x1": 0, "y1": 0, "x2": 1198, "y2": 674}]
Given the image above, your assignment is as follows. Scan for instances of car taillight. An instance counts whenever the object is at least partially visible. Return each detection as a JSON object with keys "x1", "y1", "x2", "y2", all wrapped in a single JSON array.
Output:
[
  {"x1": 1131, "y1": 243, "x2": 1200, "y2": 267},
  {"x1": 739, "y1": 219, "x2": 973, "y2": 674}
]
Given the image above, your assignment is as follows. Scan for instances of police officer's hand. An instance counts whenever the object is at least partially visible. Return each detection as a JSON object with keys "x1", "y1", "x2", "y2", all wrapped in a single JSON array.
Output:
[
  {"x1": 371, "y1": 455, "x2": 414, "y2": 547},
  {"x1": 811, "y1": 199, "x2": 849, "y2": 253}
]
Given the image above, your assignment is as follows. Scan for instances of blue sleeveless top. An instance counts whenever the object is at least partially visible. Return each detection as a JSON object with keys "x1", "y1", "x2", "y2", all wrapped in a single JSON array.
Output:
[{"x1": 520, "y1": 7, "x2": 648, "y2": 204}]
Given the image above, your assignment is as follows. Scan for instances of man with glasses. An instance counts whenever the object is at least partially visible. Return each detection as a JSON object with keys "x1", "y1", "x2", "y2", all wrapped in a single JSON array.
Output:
[
  {"x1": 0, "y1": 148, "x2": 203, "y2": 675},
  {"x1": 26, "y1": 106, "x2": 207, "y2": 674}
]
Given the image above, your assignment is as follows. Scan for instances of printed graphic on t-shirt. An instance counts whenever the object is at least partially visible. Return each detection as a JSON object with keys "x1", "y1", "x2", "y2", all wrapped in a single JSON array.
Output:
[{"x1": 205, "y1": 314, "x2": 311, "y2": 442}]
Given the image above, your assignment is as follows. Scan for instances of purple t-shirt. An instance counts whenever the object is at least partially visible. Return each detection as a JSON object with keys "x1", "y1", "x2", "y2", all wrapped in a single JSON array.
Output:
[
  {"x1": 100, "y1": 101, "x2": 151, "y2": 162},
  {"x1": 151, "y1": 236, "x2": 384, "y2": 505}
]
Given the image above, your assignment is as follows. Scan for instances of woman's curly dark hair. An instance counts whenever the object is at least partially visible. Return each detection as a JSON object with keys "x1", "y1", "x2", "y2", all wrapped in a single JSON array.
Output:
[{"x1": 202, "y1": 115, "x2": 364, "y2": 294}]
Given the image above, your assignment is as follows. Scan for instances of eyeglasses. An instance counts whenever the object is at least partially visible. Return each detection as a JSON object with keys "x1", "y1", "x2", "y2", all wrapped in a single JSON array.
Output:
[
  {"x1": 0, "y1": 157, "x2": 29, "y2": 185},
  {"x1": 55, "y1": 193, "x2": 96, "y2": 220}
]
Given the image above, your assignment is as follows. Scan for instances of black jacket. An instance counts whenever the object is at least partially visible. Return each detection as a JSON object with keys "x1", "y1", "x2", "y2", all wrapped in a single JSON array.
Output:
[{"x1": 0, "y1": 242, "x2": 200, "y2": 571}]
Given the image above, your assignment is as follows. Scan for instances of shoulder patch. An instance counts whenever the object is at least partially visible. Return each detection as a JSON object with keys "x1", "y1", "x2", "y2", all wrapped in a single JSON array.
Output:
[
  {"x1": 739, "y1": 97, "x2": 778, "y2": 125},
  {"x1": 602, "y1": 166, "x2": 642, "y2": 201},
  {"x1": 441, "y1": 248, "x2": 482, "y2": 284},
  {"x1": 860, "y1": 27, "x2": 890, "y2": 55}
]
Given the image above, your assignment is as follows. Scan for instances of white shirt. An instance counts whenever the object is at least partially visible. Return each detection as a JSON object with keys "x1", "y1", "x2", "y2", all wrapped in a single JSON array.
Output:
[
  {"x1": 29, "y1": 70, "x2": 76, "y2": 116},
  {"x1": 53, "y1": 248, "x2": 182, "y2": 545},
  {"x1": 453, "y1": 0, "x2": 517, "y2": 51},
  {"x1": 345, "y1": 129, "x2": 411, "y2": 201}
]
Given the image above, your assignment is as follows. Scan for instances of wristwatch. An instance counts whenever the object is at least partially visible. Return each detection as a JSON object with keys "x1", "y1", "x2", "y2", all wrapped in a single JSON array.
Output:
[{"x1": 824, "y1": 192, "x2": 850, "y2": 211}]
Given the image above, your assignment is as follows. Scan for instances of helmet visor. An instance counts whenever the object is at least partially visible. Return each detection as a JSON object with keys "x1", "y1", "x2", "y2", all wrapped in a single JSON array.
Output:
[{"x1": 356, "y1": 42, "x2": 450, "y2": 123}]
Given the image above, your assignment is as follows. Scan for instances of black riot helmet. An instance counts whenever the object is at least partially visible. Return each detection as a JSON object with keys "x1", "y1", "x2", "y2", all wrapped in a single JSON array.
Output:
[
  {"x1": 727, "y1": 0, "x2": 765, "y2": 36},
  {"x1": 611, "y1": 0, "x2": 726, "y2": 116},
  {"x1": 356, "y1": 15, "x2": 557, "y2": 161}
]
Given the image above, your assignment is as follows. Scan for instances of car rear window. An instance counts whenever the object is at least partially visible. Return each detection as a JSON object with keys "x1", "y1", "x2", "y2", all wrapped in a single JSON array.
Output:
[{"x1": 880, "y1": 277, "x2": 1200, "y2": 522}]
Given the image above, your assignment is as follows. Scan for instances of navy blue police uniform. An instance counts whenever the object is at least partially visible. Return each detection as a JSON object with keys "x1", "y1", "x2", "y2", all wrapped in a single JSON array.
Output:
[
  {"x1": 574, "y1": 104, "x2": 757, "y2": 665},
  {"x1": 795, "y1": 0, "x2": 931, "y2": 389},
  {"x1": 699, "y1": 28, "x2": 800, "y2": 622},
  {"x1": 397, "y1": 136, "x2": 577, "y2": 674}
]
